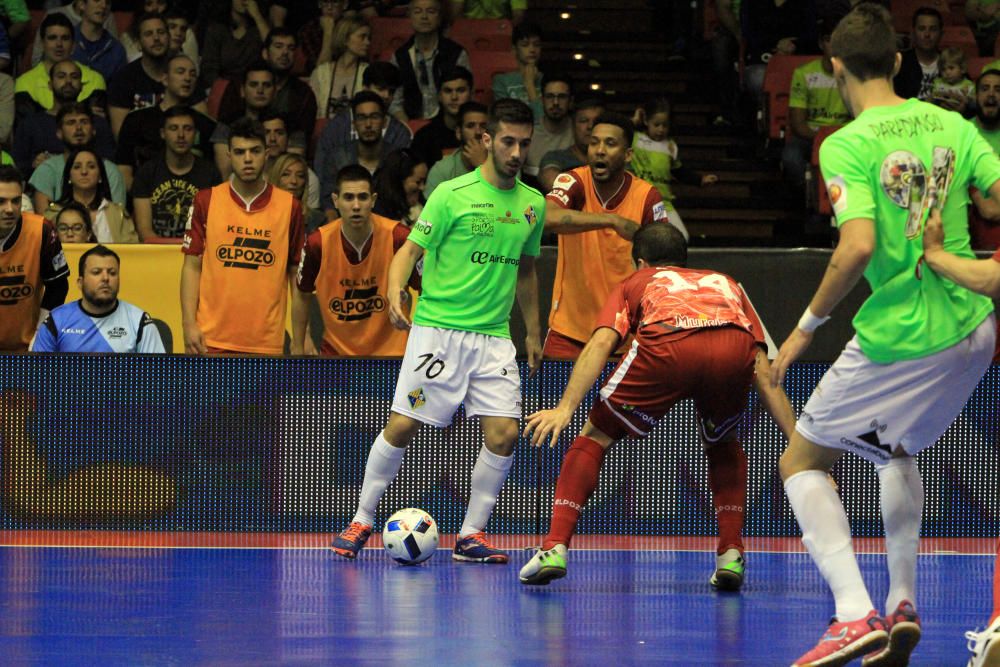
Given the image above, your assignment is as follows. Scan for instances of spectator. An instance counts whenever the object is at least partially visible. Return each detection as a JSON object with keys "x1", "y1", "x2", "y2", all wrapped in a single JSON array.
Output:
[
  {"x1": 299, "y1": 0, "x2": 348, "y2": 72},
  {"x1": 930, "y1": 46, "x2": 975, "y2": 114},
  {"x1": 966, "y1": 0, "x2": 1000, "y2": 57},
  {"x1": 72, "y1": 0, "x2": 127, "y2": 82},
  {"x1": 741, "y1": 0, "x2": 817, "y2": 104},
  {"x1": 107, "y1": 12, "x2": 173, "y2": 138},
  {"x1": 632, "y1": 97, "x2": 715, "y2": 233},
  {"x1": 371, "y1": 147, "x2": 427, "y2": 226},
  {"x1": 410, "y1": 65, "x2": 472, "y2": 166},
  {"x1": 309, "y1": 15, "x2": 370, "y2": 119},
  {"x1": 492, "y1": 22, "x2": 543, "y2": 119},
  {"x1": 260, "y1": 112, "x2": 320, "y2": 210},
  {"x1": 53, "y1": 200, "x2": 94, "y2": 243},
  {"x1": 268, "y1": 152, "x2": 326, "y2": 232},
  {"x1": 710, "y1": 0, "x2": 741, "y2": 126},
  {"x1": 782, "y1": 21, "x2": 851, "y2": 189},
  {"x1": 12, "y1": 60, "x2": 115, "y2": 176},
  {"x1": 210, "y1": 60, "x2": 277, "y2": 178},
  {"x1": 538, "y1": 95, "x2": 603, "y2": 192},
  {"x1": 450, "y1": 0, "x2": 525, "y2": 22},
  {"x1": 180, "y1": 116, "x2": 306, "y2": 355},
  {"x1": 116, "y1": 53, "x2": 215, "y2": 190},
  {"x1": 133, "y1": 106, "x2": 222, "y2": 243},
  {"x1": 895, "y1": 7, "x2": 943, "y2": 100},
  {"x1": 524, "y1": 71, "x2": 573, "y2": 177},
  {"x1": 424, "y1": 100, "x2": 487, "y2": 196},
  {"x1": 968, "y1": 69, "x2": 1000, "y2": 250},
  {"x1": 314, "y1": 61, "x2": 411, "y2": 200},
  {"x1": 122, "y1": 2, "x2": 199, "y2": 63},
  {"x1": 218, "y1": 27, "x2": 317, "y2": 136},
  {"x1": 43, "y1": 147, "x2": 138, "y2": 243},
  {"x1": 544, "y1": 113, "x2": 671, "y2": 359},
  {"x1": 0, "y1": 0, "x2": 29, "y2": 45},
  {"x1": 30, "y1": 0, "x2": 119, "y2": 68},
  {"x1": 31, "y1": 244, "x2": 166, "y2": 353},
  {"x1": 199, "y1": 0, "x2": 272, "y2": 89},
  {"x1": 30, "y1": 103, "x2": 127, "y2": 211},
  {"x1": 15, "y1": 13, "x2": 107, "y2": 120},
  {"x1": 292, "y1": 163, "x2": 419, "y2": 355},
  {"x1": 320, "y1": 90, "x2": 391, "y2": 210},
  {"x1": 389, "y1": 0, "x2": 470, "y2": 122},
  {"x1": 0, "y1": 165, "x2": 70, "y2": 352}
]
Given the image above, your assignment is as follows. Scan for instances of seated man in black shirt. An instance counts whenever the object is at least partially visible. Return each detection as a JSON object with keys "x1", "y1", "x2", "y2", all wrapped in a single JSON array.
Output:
[
  {"x1": 132, "y1": 105, "x2": 222, "y2": 242},
  {"x1": 409, "y1": 65, "x2": 472, "y2": 167}
]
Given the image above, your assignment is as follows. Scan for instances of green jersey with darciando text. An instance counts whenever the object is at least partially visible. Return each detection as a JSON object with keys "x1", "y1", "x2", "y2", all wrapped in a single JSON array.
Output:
[
  {"x1": 408, "y1": 167, "x2": 546, "y2": 338},
  {"x1": 820, "y1": 97, "x2": 999, "y2": 362}
]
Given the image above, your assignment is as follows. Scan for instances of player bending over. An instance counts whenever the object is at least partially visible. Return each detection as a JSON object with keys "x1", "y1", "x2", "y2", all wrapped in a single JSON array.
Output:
[{"x1": 519, "y1": 222, "x2": 795, "y2": 588}]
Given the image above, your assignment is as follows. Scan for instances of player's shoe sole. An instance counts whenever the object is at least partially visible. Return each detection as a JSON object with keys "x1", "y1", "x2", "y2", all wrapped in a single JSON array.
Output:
[
  {"x1": 520, "y1": 545, "x2": 567, "y2": 586},
  {"x1": 792, "y1": 611, "x2": 889, "y2": 667},
  {"x1": 863, "y1": 601, "x2": 921, "y2": 667}
]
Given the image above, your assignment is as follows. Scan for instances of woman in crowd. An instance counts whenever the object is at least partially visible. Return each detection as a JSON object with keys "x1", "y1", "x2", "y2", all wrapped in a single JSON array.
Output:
[
  {"x1": 371, "y1": 148, "x2": 427, "y2": 227},
  {"x1": 52, "y1": 201, "x2": 95, "y2": 245},
  {"x1": 268, "y1": 153, "x2": 327, "y2": 233},
  {"x1": 44, "y1": 149, "x2": 137, "y2": 243},
  {"x1": 199, "y1": 0, "x2": 273, "y2": 88},
  {"x1": 309, "y1": 16, "x2": 371, "y2": 119}
]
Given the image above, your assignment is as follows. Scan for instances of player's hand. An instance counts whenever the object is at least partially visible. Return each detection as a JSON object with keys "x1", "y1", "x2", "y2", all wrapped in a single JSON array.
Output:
[
  {"x1": 770, "y1": 327, "x2": 813, "y2": 387},
  {"x1": 922, "y1": 206, "x2": 946, "y2": 266},
  {"x1": 523, "y1": 406, "x2": 573, "y2": 447},
  {"x1": 388, "y1": 288, "x2": 411, "y2": 330},
  {"x1": 525, "y1": 333, "x2": 542, "y2": 378},
  {"x1": 462, "y1": 139, "x2": 487, "y2": 168},
  {"x1": 610, "y1": 214, "x2": 639, "y2": 240},
  {"x1": 701, "y1": 174, "x2": 718, "y2": 186},
  {"x1": 183, "y1": 322, "x2": 207, "y2": 355}
]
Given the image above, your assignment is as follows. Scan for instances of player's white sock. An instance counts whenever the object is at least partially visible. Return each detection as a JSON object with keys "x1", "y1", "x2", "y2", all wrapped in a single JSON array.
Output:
[
  {"x1": 459, "y1": 446, "x2": 513, "y2": 538},
  {"x1": 351, "y1": 432, "x2": 405, "y2": 527},
  {"x1": 785, "y1": 469, "x2": 874, "y2": 621},
  {"x1": 878, "y1": 456, "x2": 923, "y2": 612}
]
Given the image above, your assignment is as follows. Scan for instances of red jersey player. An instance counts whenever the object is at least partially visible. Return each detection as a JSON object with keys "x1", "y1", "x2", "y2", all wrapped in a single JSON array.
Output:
[{"x1": 519, "y1": 222, "x2": 796, "y2": 588}]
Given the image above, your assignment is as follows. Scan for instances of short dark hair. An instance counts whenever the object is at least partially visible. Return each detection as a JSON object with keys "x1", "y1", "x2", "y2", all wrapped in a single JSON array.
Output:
[
  {"x1": 436, "y1": 65, "x2": 473, "y2": 92},
  {"x1": 60, "y1": 148, "x2": 111, "y2": 210},
  {"x1": 0, "y1": 165, "x2": 23, "y2": 187},
  {"x1": 631, "y1": 222, "x2": 687, "y2": 266},
  {"x1": 512, "y1": 21, "x2": 542, "y2": 44},
  {"x1": 351, "y1": 90, "x2": 386, "y2": 114},
  {"x1": 486, "y1": 97, "x2": 534, "y2": 136},
  {"x1": 163, "y1": 104, "x2": 196, "y2": 126},
  {"x1": 79, "y1": 244, "x2": 120, "y2": 275},
  {"x1": 263, "y1": 26, "x2": 296, "y2": 50},
  {"x1": 40, "y1": 12, "x2": 74, "y2": 38},
  {"x1": 458, "y1": 100, "x2": 488, "y2": 125},
  {"x1": 56, "y1": 200, "x2": 92, "y2": 239},
  {"x1": 574, "y1": 94, "x2": 605, "y2": 114},
  {"x1": 133, "y1": 11, "x2": 167, "y2": 36},
  {"x1": 363, "y1": 61, "x2": 401, "y2": 90},
  {"x1": 832, "y1": 3, "x2": 897, "y2": 82},
  {"x1": 258, "y1": 109, "x2": 288, "y2": 127},
  {"x1": 228, "y1": 116, "x2": 266, "y2": 146},
  {"x1": 242, "y1": 59, "x2": 275, "y2": 84},
  {"x1": 56, "y1": 102, "x2": 93, "y2": 126},
  {"x1": 912, "y1": 5, "x2": 943, "y2": 28},
  {"x1": 335, "y1": 164, "x2": 374, "y2": 193},
  {"x1": 593, "y1": 112, "x2": 635, "y2": 146},
  {"x1": 541, "y1": 70, "x2": 573, "y2": 95}
]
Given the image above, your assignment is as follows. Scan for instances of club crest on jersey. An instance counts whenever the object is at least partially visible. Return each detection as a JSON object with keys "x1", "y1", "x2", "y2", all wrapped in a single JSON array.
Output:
[
  {"x1": 523, "y1": 205, "x2": 538, "y2": 226},
  {"x1": 408, "y1": 388, "x2": 426, "y2": 409},
  {"x1": 826, "y1": 175, "x2": 848, "y2": 216}
]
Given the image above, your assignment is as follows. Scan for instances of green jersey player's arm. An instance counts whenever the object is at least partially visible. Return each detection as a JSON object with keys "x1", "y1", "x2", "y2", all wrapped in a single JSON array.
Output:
[
  {"x1": 544, "y1": 206, "x2": 639, "y2": 240},
  {"x1": 923, "y1": 207, "x2": 1000, "y2": 298},
  {"x1": 386, "y1": 240, "x2": 425, "y2": 329},
  {"x1": 516, "y1": 254, "x2": 543, "y2": 373}
]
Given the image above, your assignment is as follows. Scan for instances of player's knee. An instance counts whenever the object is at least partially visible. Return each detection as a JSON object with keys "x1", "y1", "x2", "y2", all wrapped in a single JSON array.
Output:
[
  {"x1": 482, "y1": 420, "x2": 519, "y2": 455},
  {"x1": 383, "y1": 413, "x2": 422, "y2": 448}
]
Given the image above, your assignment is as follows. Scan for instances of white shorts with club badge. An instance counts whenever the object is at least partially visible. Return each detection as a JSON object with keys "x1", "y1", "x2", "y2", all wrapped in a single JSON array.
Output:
[
  {"x1": 796, "y1": 314, "x2": 995, "y2": 465},
  {"x1": 391, "y1": 325, "x2": 522, "y2": 427}
]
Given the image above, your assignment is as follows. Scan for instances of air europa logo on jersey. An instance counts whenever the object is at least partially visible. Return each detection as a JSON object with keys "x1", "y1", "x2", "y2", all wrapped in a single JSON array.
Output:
[
  {"x1": 330, "y1": 286, "x2": 387, "y2": 321},
  {"x1": 470, "y1": 251, "x2": 519, "y2": 266},
  {"x1": 216, "y1": 237, "x2": 275, "y2": 270},
  {"x1": 0, "y1": 275, "x2": 33, "y2": 305}
]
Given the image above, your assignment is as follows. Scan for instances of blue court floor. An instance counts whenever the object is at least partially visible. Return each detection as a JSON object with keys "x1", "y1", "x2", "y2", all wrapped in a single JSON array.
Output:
[{"x1": 0, "y1": 539, "x2": 990, "y2": 666}]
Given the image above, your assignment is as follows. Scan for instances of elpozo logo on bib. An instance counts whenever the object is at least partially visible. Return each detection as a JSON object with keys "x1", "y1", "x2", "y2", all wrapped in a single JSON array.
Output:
[{"x1": 826, "y1": 175, "x2": 848, "y2": 216}]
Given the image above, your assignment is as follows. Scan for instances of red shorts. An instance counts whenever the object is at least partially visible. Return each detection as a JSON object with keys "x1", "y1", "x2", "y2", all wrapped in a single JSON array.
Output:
[
  {"x1": 543, "y1": 329, "x2": 586, "y2": 360},
  {"x1": 589, "y1": 326, "x2": 758, "y2": 441}
]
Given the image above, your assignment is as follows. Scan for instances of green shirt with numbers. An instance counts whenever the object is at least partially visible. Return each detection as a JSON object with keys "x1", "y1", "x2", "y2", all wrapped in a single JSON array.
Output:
[
  {"x1": 408, "y1": 167, "x2": 545, "y2": 338},
  {"x1": 819, "y1": 97, "x2": 999, "y2": 362}
]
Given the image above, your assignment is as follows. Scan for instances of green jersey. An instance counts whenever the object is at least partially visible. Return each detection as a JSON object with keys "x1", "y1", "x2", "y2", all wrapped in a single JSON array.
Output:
[
  {"x1": 630, "y1": 132, "x2": 679, "y2": 206},
  {"x1": 409, "y1": 167, "x2": 545, "y2": 338},
  {"x1": 789, "y1": 59, "x2": 852, "y2": 130},
  {"x1": 820, "y1": 98, "x2": 999, "y2": 362}
]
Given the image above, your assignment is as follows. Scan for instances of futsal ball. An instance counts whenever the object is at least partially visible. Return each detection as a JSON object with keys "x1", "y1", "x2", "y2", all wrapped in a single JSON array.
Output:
[{"x1": 382, "y1": 508, "x2": 439, "y2": 565}]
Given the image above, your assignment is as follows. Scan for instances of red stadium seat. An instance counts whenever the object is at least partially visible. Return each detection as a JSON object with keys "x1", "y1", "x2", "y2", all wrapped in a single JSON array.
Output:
[
  {"x1": 205, "y1": 78, "x2": 229, "y2": 120},
  {"x1": 811, "y1": 125, "x2": 843, "y2": 216},
  {"x1": 761, "y1": 55, "x2": 816, "y2": 141},
  {"x1": 369, "y1": 17, "x2": 413, "y2": 61},
  {"x1": 449, "y1": 18, "x2": 512, "y2": 51},
  {"x1": 469, "y1": 50, "x2": 519, "y2": 105},
  {"x1": 407, "y1": 118, "x2": 430, "y2": 134},
  {"x1": 940, "y1": 25, "x2": 978, "y2": 61},
  {"x1": 970, "y1": 57, "x2": 995, "y2": 79},
  {"x1": 18, "y1": 10, "x2": 45, "y2": 75},
  {"x1": 890, "y1": 0, "x2": 953, "y2": 33},
  {"x1": 113, "y1": 11, "x2": 133, "y2": 36},
  {"x1": 703, "y1": 0, "x2": 719, "y2": 40}
]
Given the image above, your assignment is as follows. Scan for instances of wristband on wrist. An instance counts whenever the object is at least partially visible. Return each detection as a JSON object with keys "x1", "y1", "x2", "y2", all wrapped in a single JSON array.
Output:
[{"x1": 797, "y1": 308, "x2": 830, "y2": 333}]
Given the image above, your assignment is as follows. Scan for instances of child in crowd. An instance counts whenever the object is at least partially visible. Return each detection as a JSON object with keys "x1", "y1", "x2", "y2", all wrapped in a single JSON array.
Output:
[
  {"x1": 492, "y1": 22, "x2": 544, "y2": 120},
  {"x1": 931, "y1": 47, "x2": 975, "y2": 113},
  {"x1": 631, "y1": 97, "x2": 717, "y2": 235}
]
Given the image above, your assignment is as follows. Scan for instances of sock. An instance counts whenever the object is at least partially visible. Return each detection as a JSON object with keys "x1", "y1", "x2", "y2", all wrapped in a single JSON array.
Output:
[
  {"x1": 706, "y1": 440, "x2": 747, "y2": 555},
  {"x1": 351, "y1": 432, "x2": 406, "y2": 526},
  {"x1": 543, "y1": 435, "x2": 607, "y2": 550},
  {"x1": 992, "y1": 540, "x2": 1000, "y2": 625},
  {"x1": 878, "y1": 457, "x2": 924, "y2": 612},
  {"x1": 785, "y1": 469, "x2": 874, "y2": 621},
  {"x1": 458, "y1": 446, "x2": 514, "y2": 538}
]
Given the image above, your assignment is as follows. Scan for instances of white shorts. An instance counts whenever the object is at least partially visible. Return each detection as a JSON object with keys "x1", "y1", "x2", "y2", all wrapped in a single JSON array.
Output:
[
  {"x1": 391, "y1": 325, "x2": 522, "y2": 427},
  {"x1": 796, "y1": 314, "x2": 995, "y2": 465}
]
